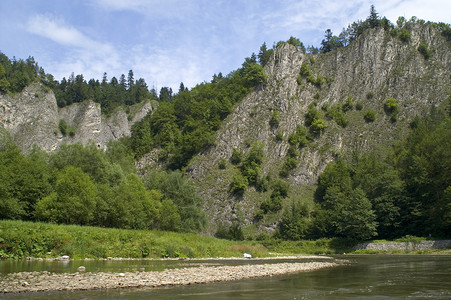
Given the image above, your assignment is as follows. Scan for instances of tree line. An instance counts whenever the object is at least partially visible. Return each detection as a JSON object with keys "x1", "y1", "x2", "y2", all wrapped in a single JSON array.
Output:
[{"x1": 0, "y1": 134, "x2": 206, "y2": 233}]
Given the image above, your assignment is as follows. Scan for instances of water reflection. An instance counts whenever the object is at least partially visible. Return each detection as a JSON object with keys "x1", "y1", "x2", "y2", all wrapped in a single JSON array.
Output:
[{"x1": 2, "y1": 255, "x2": 450, "y2": 299}]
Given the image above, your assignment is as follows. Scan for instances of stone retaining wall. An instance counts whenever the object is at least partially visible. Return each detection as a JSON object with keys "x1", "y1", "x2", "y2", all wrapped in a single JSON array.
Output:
[{"x1": 355, "y1": 240, "x2": 451, "y2": 251}]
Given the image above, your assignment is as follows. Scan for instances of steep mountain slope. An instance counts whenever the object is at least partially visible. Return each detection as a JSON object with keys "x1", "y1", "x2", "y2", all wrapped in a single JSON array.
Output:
[
  {"x1": 187, "y1": 23, "x2": 451, "y2": 233},
  {"x1": 0, "y1": 83, "x2": 154, "y2": 152}
]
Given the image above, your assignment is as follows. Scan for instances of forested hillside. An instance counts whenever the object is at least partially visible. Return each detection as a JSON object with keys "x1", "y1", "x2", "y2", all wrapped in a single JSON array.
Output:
[{"x1": 1, "y1": 7, "x2": 450, "y2": 241}]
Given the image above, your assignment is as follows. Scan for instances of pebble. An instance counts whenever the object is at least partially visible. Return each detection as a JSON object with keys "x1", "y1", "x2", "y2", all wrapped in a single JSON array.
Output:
[{"x1": 0, "y1": 260, "x2": 342, "y2": 294}]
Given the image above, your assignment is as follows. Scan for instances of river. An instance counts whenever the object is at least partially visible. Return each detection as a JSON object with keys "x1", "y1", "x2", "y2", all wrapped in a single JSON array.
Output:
[{"x1": 1, "y1": 255, "x2": 450, "y2": 299}]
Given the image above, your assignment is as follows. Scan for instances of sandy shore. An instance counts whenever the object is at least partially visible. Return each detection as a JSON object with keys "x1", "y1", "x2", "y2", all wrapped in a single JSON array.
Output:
[{"x1": 0, "y1": 260, "x2": 341, "y2": 294}]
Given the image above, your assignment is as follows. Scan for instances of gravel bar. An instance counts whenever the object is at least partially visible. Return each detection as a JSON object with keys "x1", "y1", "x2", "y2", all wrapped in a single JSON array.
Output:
[{"x1": 0, "y1": 261, "x2": 339, "y2": 293}]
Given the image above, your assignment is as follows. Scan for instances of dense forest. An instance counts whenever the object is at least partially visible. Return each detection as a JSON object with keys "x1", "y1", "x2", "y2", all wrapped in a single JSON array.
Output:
[{"x1": 1, "y1": 6, "x2": 450, "y2": 241}]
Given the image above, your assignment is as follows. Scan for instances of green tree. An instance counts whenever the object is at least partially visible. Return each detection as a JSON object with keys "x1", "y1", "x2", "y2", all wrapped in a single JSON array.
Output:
[
  {"x1": 277, "y1": 200, "x2": 310, "y2": 240},
  {"x1": 367, "y1": 5, "x2": 380, "y2": 28},
  {"x1": 320, "y1": 29, "x2": 343, "y2": 53},
  {"x1": 287, "y1": 36, "x2": 306, "y2": 52},
  {"x1": 109, "y1": 174, "x2": 159, "y2": 229},
  {"x1": 258, "y1": 42, "x2": 273, "y2": 66},
  {"x1": 0, "y1": 143, "x2": 51, "y2": 219},
  {"x1": 158, "y1": 198, "x2": 182, "y2": 231},
  {"x1": 35, "y1": 166, "x2": 97, "y2": 225},
  {"x1": 240, "y1": 60, "x2": 267, "y2": 87},
  {"x1": 144, "y1": 170, "x2": 206, "y2": 232}
]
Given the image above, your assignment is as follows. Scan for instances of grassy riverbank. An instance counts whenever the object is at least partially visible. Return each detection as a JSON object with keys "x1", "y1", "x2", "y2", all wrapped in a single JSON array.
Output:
[
  {"x1": 0, "y1": 220, "x2": 270, "y2": 259},
  {"x1": 1, "y1": 221, "x2": 359, "y2": 259},
  {"x1": 1, "y1": 221, "x2": 448, "y2": 260}
]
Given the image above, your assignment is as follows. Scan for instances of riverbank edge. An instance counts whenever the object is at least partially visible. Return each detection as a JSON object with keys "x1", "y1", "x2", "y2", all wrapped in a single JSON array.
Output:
[
  {"x1": 0, "y1": 259, "x2": 343, "y2": 294},
  {"x1": 354, "y1": 240, "x2": 451, "y2": 252}
]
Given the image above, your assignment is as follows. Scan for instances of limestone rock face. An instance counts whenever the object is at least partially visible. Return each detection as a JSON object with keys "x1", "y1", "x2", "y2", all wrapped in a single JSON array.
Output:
[
  {"x1": 0, "y1": 84, "x2": 154, "y2": 152},
  {"x1": 187, "y1": 24, "x2": 451, "y2": 232},
  {"x1": 0, "y1": 84, "x2": 59, "y2": 151}
]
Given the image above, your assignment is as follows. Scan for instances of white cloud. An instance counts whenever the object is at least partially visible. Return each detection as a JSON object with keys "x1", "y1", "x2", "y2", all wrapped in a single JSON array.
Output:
[
  {"x1": 374, "y1": 0, "x2": 451, "y2": 24},
  {"x1": 129, "y1": 45, "x2": 218, "y2": 90},
  {"x1": 26, "y1": 14, "x2": 121, "y2": 81}
]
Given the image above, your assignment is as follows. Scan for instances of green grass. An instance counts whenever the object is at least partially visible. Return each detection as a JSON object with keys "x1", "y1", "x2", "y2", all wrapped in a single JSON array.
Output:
[
  {"x1": 0, "y1": 220, "x2": 269, "y2": 260},
  {"x1": 2, "y1": 221, "x2": 446, "y2": 260},
  {"x1": 260, "y1": 238, "x2": 356, "y2": 255}
]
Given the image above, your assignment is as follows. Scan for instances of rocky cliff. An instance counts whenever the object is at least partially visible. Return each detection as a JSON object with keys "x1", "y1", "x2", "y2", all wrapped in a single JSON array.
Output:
[
  {"x1": 187, "y1": 24, "x2": 451, "y2": 233},
  {"x1": 0, "y1": 83, "x2": 154, "y2": 152}
]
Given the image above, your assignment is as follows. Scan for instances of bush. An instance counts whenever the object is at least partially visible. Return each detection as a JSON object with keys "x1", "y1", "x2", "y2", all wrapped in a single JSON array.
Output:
[
  {"x1": 418, "y1": 43, "x2": 431, "y2": 59},
  {"x1": 260, "y1": 197, "x2": 282, "y2": 213},
  {"x1": 215, "y1": 222, "x2": 244, "y2": 241},
  {"x1": 59, "y1": 119, "x2": 68, "y2": 136},
  {"x1": 288, "y1": 125, "x2": 308, "y2": 147},
  {"x1": 270, "y1": 109, "x2": 280, "y2": 127},
  {"x1": 384, "y1": 98, "x2": 398, "y2": 114},
  {"x1": 364, "y1": 110, "x2": 376, "y2": 122},
  {"x1": 218, "y1": 158, "x2": 227, "y2": 169},
  {"x1": 356, "y1": 101, "x2": 363, "y2": 110},
  {"x1": 342, "y1": 95, "x2": 354, "y2": 112},
  {"x1": 399, "y1": 29, "x2": 411, "y2": 42},
  {"x1": 231, "y1": 173, "x2": 248, "y2": 195},
  {"x1": 230, "y1": 149, "x2": 242, "y2": 164},
  {"x1": 306, "y1": 75, "x2": 324, "y2": 87},
  {"x1": 299, "y1": 63, "x2": 312, "y2": 77},
  {"x1": 280, "y1": 157, "x2": 299, "y2": 177},
  {"x1": 310, "y1": 119, "x2": 327, "y2": 134},
  {"x1": 326, "y1": 105, "x2": 348, "y2": 128},
  {"x1": 305, "y1": 105, "x2": 320, "y2": 127}
]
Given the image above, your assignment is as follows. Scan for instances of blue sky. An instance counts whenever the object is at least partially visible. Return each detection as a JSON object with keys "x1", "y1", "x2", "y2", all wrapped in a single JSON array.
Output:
[{"x1": 1, "y1": 0, "x2": 450, "y2": 90}]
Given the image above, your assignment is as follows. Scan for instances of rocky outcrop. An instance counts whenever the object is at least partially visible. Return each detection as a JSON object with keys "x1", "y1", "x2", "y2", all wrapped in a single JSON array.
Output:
[
  {"x1": 188, "y1": 24, "x2": 451, "y2": 232},
  {"x1": 0, "y1": 84, "x2": 154, "y2": 151},
  {"x1": 355, "y1": 240, "x2": 451, "y2": 251},
  {"x1": 0, "y1": 83, "x2": 59, "y2": 152}
]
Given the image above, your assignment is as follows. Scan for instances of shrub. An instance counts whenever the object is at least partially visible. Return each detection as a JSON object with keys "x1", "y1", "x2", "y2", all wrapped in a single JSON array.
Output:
[
  {"x1": 59, "y1": 119, "x2": 68, "y2": 136},
  {"x1": 364, "y1": 110, "x2": 376, "y2": 122},
  {"x1": 215, "y1": 222, "x2": 244, "y2": 241},
  {"x1": 342, "y1": 95, "x2": 354, "y2": 112},
  {"x1": 366, "y1": 92, "x2": 374, "y2": 100},
  {"x1": 399, "y1": 29, "x2": 411, "y2": 42},
  {"x1": 272, "y1": 179, "x2": 290, "y2": 198},
  {"x1": 417, "y1": 43, "x2": 431, "y2": 59},
  {"x1": 58, "y1": 119, "x2": 76, "y2": 137},
  {"x1": 310, "y1": 119, "x2": 327, "y2": 134},
  {"x1": 67, "y1": 127, "x2": 76, "y2": 137},
  {"x1": 275, "y1": 131, "x2": 283, "y2": 141},
  {"x1": 280, "y1": 157, "x2": 299, "y2": 177},
  {"x1": 260, "y1": 197, "x2": 282, "y2": 213},
  {"x1": 270, "y1": 109, "x2": 280, "y2": 127},
  {"x1": 384, "y1": 98, "x2": 398, "y2": 114},
  {"x1": 218, "y1": 158, "x2": 227, "y2": 169},
  {"x1": 305, "y1": 104, "x2": 320, "y2": 126},
  {"x1": 326, "y1": 105, "x2": 348, "y2": 128},
  {"x1": 230, "y1": 149, "x2": 242, "y2": 165},
  {"x1": 299, "y1": 63, "x2": 312, "y2": 77},
  {"x1": 296, "y1": 74, "x2": 303, "y2": 85},
  {"x1": 230, "y1": 174, "x2": 248, "y2": 195},
  {"x1": 356, "y1": 101, "x2": 363, "y2": 110},
  {"x1": 288, "y1": 125, "x2": 308, "y2": 147}
]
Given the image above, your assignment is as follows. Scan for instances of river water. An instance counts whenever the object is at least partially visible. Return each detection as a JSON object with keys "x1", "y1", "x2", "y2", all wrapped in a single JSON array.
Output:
[{"x1": 1, "y1": 255, "x2": 450, "y2": 299}]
